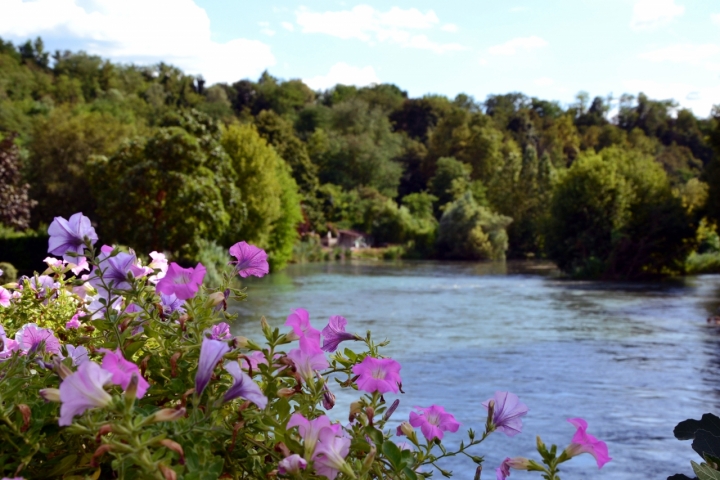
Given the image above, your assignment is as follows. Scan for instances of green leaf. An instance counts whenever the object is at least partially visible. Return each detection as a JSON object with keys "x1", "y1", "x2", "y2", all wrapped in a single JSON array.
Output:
[
  {"x1": 403, "y1": 467, "x2": 419, "y2": 480},
  {"x1": 124, "y1": 340, "x2": 145, "y2": 358},
  {"x1": 382, "y1": 440, "x2": 402, "y2": 469},
  {"x1": 693, "y1": 461, "x2": 720, "y2": 480}
]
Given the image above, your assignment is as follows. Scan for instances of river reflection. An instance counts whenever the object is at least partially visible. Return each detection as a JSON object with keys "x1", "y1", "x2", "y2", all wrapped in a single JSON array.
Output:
[{"x1": 229, "y1": 260, "x2": 720, "y2": 479}]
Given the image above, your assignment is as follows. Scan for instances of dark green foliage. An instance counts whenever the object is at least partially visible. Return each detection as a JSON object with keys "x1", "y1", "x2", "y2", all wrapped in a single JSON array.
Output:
[
  {"x1": 546, "y1": 147, "x2": 697, "y2": 278},
  {"x1": 0, "y1": 262, "x2": 16, "y2": 282},
  {"x1": 0, "y1": 133, "x2": 34, "y2": 229},
  {"x1": 0, "y1": 230, "x2": 49, "y2": 274}
]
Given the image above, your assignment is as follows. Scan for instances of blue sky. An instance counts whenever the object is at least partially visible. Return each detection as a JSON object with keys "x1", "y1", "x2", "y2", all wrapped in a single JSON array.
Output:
[{"x1": 1, "y1": 0, "x2": 719, "y2": 115}]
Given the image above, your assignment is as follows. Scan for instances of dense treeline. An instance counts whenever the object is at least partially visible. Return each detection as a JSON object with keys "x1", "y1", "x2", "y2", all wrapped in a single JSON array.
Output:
[{"x1": 1, "y1": 36, "x2": 719, "y2": 278}]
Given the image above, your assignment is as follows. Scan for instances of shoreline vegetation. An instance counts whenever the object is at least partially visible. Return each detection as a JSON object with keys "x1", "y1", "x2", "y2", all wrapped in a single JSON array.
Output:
[{"x1": 1, "y1": 37, "x2": 720, "y2": 280}]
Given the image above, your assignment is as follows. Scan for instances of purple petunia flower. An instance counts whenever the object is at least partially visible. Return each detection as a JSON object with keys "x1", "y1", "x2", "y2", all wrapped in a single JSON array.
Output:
[
  {"x1": 278, "y1": 454, "x2": 307, "y2": 475},
  {"x1": 15, "y1": 323, "x2": 61, "y2": 356},
  {"x1": 351, "y1": 356, "x2": 402, "y2": 394},
  {"x1": 210, "y1": 322, "x2": 232, "y2": 340},
  {"x1": 222, "y1": 362, "x2": 267, "y2": 408},
  {"x1": 496, "y1": 457, "x2": 530, "y2": 480},
  {"x1": 287, "y1": 342, "x2": 329, "y2": 383},
  {"x1": 99, "y1": 349, "x2": 149, "y2": 398},
  {"x1": 0, "y1": 287, "x2": 11, "y2": 308},
  {"x1": 47, "y1": 212, "x2": 98, "y2": 263},
  {"x1": 564, "y1": 418, "x2": 611, "y2": 468},
  {"x1": 0, "y1": 325, "x2": 19, "y2": 360},
  {"x1": 229, "y1": 241, "x2": 269, "y2": 278},
  {"x1": 66, "y1": 345, "x2": 89, "y2": 366},
  {"x1": 156, "y1": 262, "x2": 206, "y2": 301},
  {"x1": 409, "y1": 405, "x2": 461, "y2": 441},
  {"x1": 89, "y1": 251, "x2": 138, "y2": 297},
  {"x1": 321, "y1": 315, "x2": 359, "y2": 353},
  {"x1": 482, "y1": 391, "x2": 529, "y2": 437},
  {"x1": 312, "y1": 428, "x2": 352, "y2": 480},
  {"x1": 59, "y1": 361, "x2": 112, "y2": 426},
  {"x1": 285, "y1": 308, "x2": 322, "y2": 351},
  {"x1": 160, "y1": 293, "x2": 186, "y2": 315},
  {"x1": 195, "y1": 337, "x2": 231, "y2": 395},
  {"x1": 240, "y1": 351, "x2": 269, "y2": 371}
]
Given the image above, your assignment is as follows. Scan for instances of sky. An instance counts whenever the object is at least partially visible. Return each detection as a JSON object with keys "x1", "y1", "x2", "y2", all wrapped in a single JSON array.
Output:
[{"x1": 1, "y1": 0, "x2": 719, "y2": 116}]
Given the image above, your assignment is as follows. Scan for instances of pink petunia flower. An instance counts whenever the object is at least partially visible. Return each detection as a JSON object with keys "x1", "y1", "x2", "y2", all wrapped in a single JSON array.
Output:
[
  {"x1": 240, "y1": 351, "x2": 269, "y2": 371},
  {"x1": 0, "y1": 287, "x2": 11, "y2": 308},
  {"x1": 0, "y1": 325, "x2": 19, "y2": 360},
  {"x1": 210, "y1": 322, "x2": 232, "y2": 340},
  {"x1": 409, "y1": 405, "x2": 461, "y2": 441},
  {"x1": 287, "y1": 342, "x2": 329, "y2": 383},
  {"x1": 156, "y1": 262, "x2": 206, "y2": 301},
  {"x1": 66, "y1": 313, "x2": 82, "y2": 329},
  {"x1": 278, "y1": 454, "x2": 307, "y2": 475},
  {"x1": 351, "y1": 356, "x2": 402, "y2": 394},
  {"x1": 496, "y1": 457, "x2": 530, "y2": 480},
  {"x1": 229, "y1": 241, "x2": 269, "y2": 278},
  {"x1": 99, "y1": 349, "x2": 150, "y2": 398},
  {"x1": 59, "y1": 361, "x2": 112, "y2": 426},
  {"x1": 482, "y1": 391, "x2": 529, "y2": 437},
  {"x1": 321, "y1": 315, "x2": 359, "y2": 353},
  {"x1": 564, "y1": 418, "x2": 611, "y2": 468},
  {"x1": 15, "y1": 323, "x2": 61, "y2": 355},
  {"x1": 287, "y1": 413, "x2": 341, "y2": 459},
  {"x1": 285, "y1": 308, "x2": 322, "y2": 351},
  {"x1": 312, "y1": 428, "x2": 352, "y2": 480}
]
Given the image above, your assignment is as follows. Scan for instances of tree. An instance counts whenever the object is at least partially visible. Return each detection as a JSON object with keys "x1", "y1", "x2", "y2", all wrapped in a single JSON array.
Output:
[
  {"x1": 436, "y1": 192, "x2": 511, "y2": 260},
  {"x1": 546, "y1": 147, "x2": 696, "y2": 278},
  {"x1": 221, "y1": 123, "x2": 302, "y2": 268},
  {"x1": 428, "y1": 157, "x2": 472, "y2": 213},
  {"x1": 89, "y1": 111, "x2": 242, "y2": 260},
  {"x1": 0, "y1": 133, "x2": 35, "y2": 229}
]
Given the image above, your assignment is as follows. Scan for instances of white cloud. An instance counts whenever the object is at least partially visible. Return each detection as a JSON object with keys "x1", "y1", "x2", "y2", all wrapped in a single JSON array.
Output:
[
  {"x1": 281, "y1": 21, "x2": 294, "y2": 31},
  {"x1": 303, "y1": 62, "x2": 380, "y2": 90},
  {"x1": 630, "y1": 0, "x2": 684, "y2": 30},
  {"x1": 478, "y1": 58, "x2": 488, "y2": 66},
  {"x1": 622, "y1": 79, "x2": 720, "y2": 116},
  {"x1": 510, "y1": 7, "x2": 528, "y2": 12},
  {"x1": 712, "y1": 13, "x2": 720, "y2": 25},
  {"x1": 534, "y1": 77, "x2": 554, "y2": 86},
  {"x1": 0, "y1": 0, "x2": 275, "y2": 84},
  {"x1": 638, "y1": 43, "x2": 720, "y2": 70},
  {"x1": 487, "y1": 36, "x2": 548, "y2": 55},
  {"x1": 441, "y1": 23, "x2": 458, "y2": 32},
  {"x1": 294, "y1": 5, "x2": 466, "y2": 54}
]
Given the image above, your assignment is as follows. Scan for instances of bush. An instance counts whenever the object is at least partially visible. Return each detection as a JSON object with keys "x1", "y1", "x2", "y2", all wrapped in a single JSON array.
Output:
[{"x1": 0, "y1": 261, "x2": 17, "y2": 282}]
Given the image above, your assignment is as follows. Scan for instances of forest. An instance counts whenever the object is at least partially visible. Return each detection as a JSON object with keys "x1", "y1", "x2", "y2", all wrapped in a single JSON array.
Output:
[{"x1": 1, "y1": 36, "x2": 720, "y2": 280}]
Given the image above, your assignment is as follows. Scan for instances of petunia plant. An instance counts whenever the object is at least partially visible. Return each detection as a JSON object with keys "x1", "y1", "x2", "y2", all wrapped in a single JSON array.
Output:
[{"x1": 0, "y1": 213, "x2": 611, "y2": 480}]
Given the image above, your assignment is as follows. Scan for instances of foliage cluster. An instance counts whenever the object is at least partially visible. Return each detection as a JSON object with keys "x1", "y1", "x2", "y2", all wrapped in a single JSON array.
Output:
[{"x1": 0, "y1": 37, "x2": 719, "y2": 277}]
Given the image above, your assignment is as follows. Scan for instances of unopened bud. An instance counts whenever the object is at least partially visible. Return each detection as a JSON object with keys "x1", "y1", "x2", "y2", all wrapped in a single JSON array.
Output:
[
  {"x1": 277, "y1": 388, "x2": 295, "y2": 398},
  {"x1": 150, "y1": 408, "x2": 186, "y2": 423},
  {"x1": 91, "y1": 444, "x2": 113, "y2": 467},
  {"x1": 160, "y1": 439, "x2": 185, "y2": 465},
  {"x1": 39, "y1": 388, "x2": 61, "y2": 402},
  {"x1": 322, "y1": 386, "x2": 336, "y2": 410},
  {"x1": 233, "y1": 336, "x2": 249, "y2": 349},
  {"x1": 383, "y1": 399, "x2": 400, "y2": 421},
  {"x1": 159, "y1": 464, "x2": 177, "y2": 480},
  {"x1": 260, "y1": 316, "x2": 271, "y2": 336},
  {"x1": 52, "y1": 358, "x2": 72, "y2": 379},
  {"x1": 474, "y1": 465, "x2": 482, "y2": 480},
  {"x1": 170, "y1": 352, "x2": 181, "y2": 378},
  {"x1": 485, "y1": 399, "x2": 495, "y2": 432},
  {"x1": 397, "y1": 421, "x2": 414, "y2": 437},
  {"x1": 96, "y1": 424, "x2": 113, "y2": 442},
  {"x1": 361, "y1": 444, "x2": 376, "y2": 474},
  {"x1": 365, "y1": 406, "x2": 375, "y2": 426},
  {"x1": 17, "y1": 404, "x2": 31, "y2": 432},
  {"x1": 506, "y1": 457, "x2": 531, "y2": 470},
  {"x1": 349, "y1": 401, "x2": 362, "y2": 423},
  {"x1": 284, "y1": 330, "x2": 300, "y2": 342},
  {"x1": 536, "y1": 435, "x2": 546, "y2": 453},
  {"x1": 124, "y1": 373, "x2": 138, "y2": 409},
  {"x1": 205, "y1": 291, "x2": 225, "y2": 308}
]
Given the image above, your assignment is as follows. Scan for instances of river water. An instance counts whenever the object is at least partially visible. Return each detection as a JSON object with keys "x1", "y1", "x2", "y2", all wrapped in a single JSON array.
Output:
[{"x1": 229, "y1": 260, "x2": 720, "y2": 479}]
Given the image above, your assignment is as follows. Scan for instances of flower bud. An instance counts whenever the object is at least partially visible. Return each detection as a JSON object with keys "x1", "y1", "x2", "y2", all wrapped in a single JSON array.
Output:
[
  {"x1": 160, "y1": 439, "x2": 185, "y2": 465},
  {"x1": 52, "y1": 357, "x2": 72, "y2": 379},
  {"x1": 260, "y1": 316, "x2": 272, "y2": 337},
  {"x1": 17, "y1": 404, "x2": 31, "y2": 432},
  {"x1": 148, "y1": 407, "x2": 186, "y2": 423},
  {"x1": 397, "y1": 421, "x2": 415, "y2": 438},
  {"x1": 277, "y1": 388, "x2": 295, "y2": 398},
  {"x1": 233, "y1": 336, "x2": 249, "y2": 349},
  {"x1": 473, "y1": 465, "x2": 482, "y2": 480},
  {"x1": 284, "y1": 330, "x2": 300, "y2": 342},
  {"x1": 485, "y1": 399, "x2": 495, "y2": 432},
  {"x1": 124, "y1": 373, "x2": 138, "y2": 410},
  {"x1": 322, "y1": 384, "x2": 336, "y2": 410},
  {"x1": 383, "y1": 399, "x2": 400, "y2": 421},
  {"x1": 159, "y1": 464, "x2": 177, "y2": 480},
  {"x1": 349, "y1": 401, "x2": 363, "y2": 423},
  {"x1": 205, "y1": 291, "x2": 225, "y2": 308},
  {"x1": 506, "y1": 457, "x2": 531, "y2": 470},
  {"x1": 361, "y1": 444, "x2": 376, "y2": 474},
  {"x1": 91, "y1": 444, "x2": 114, "y2": 467},
  {"x1": 278, "y1": 454, "x2": 307, "y2": 475},
  {"x1": 39, "y1": 388, "x2": 61, "y2": 403},
  {"x1": 95, "y1": 424, "x2": 113, "y2": 442}
]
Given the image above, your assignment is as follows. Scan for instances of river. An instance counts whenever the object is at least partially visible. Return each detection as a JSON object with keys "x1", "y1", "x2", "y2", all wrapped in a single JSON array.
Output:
[{"x1": 229, "y1": 260, "x2": 720, "y2": 479}]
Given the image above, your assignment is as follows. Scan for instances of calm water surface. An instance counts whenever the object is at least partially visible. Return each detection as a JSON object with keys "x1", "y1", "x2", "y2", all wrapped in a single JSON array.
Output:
[{"x1": 229, "y1": 260, "x2": 720, "y2": 479}]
